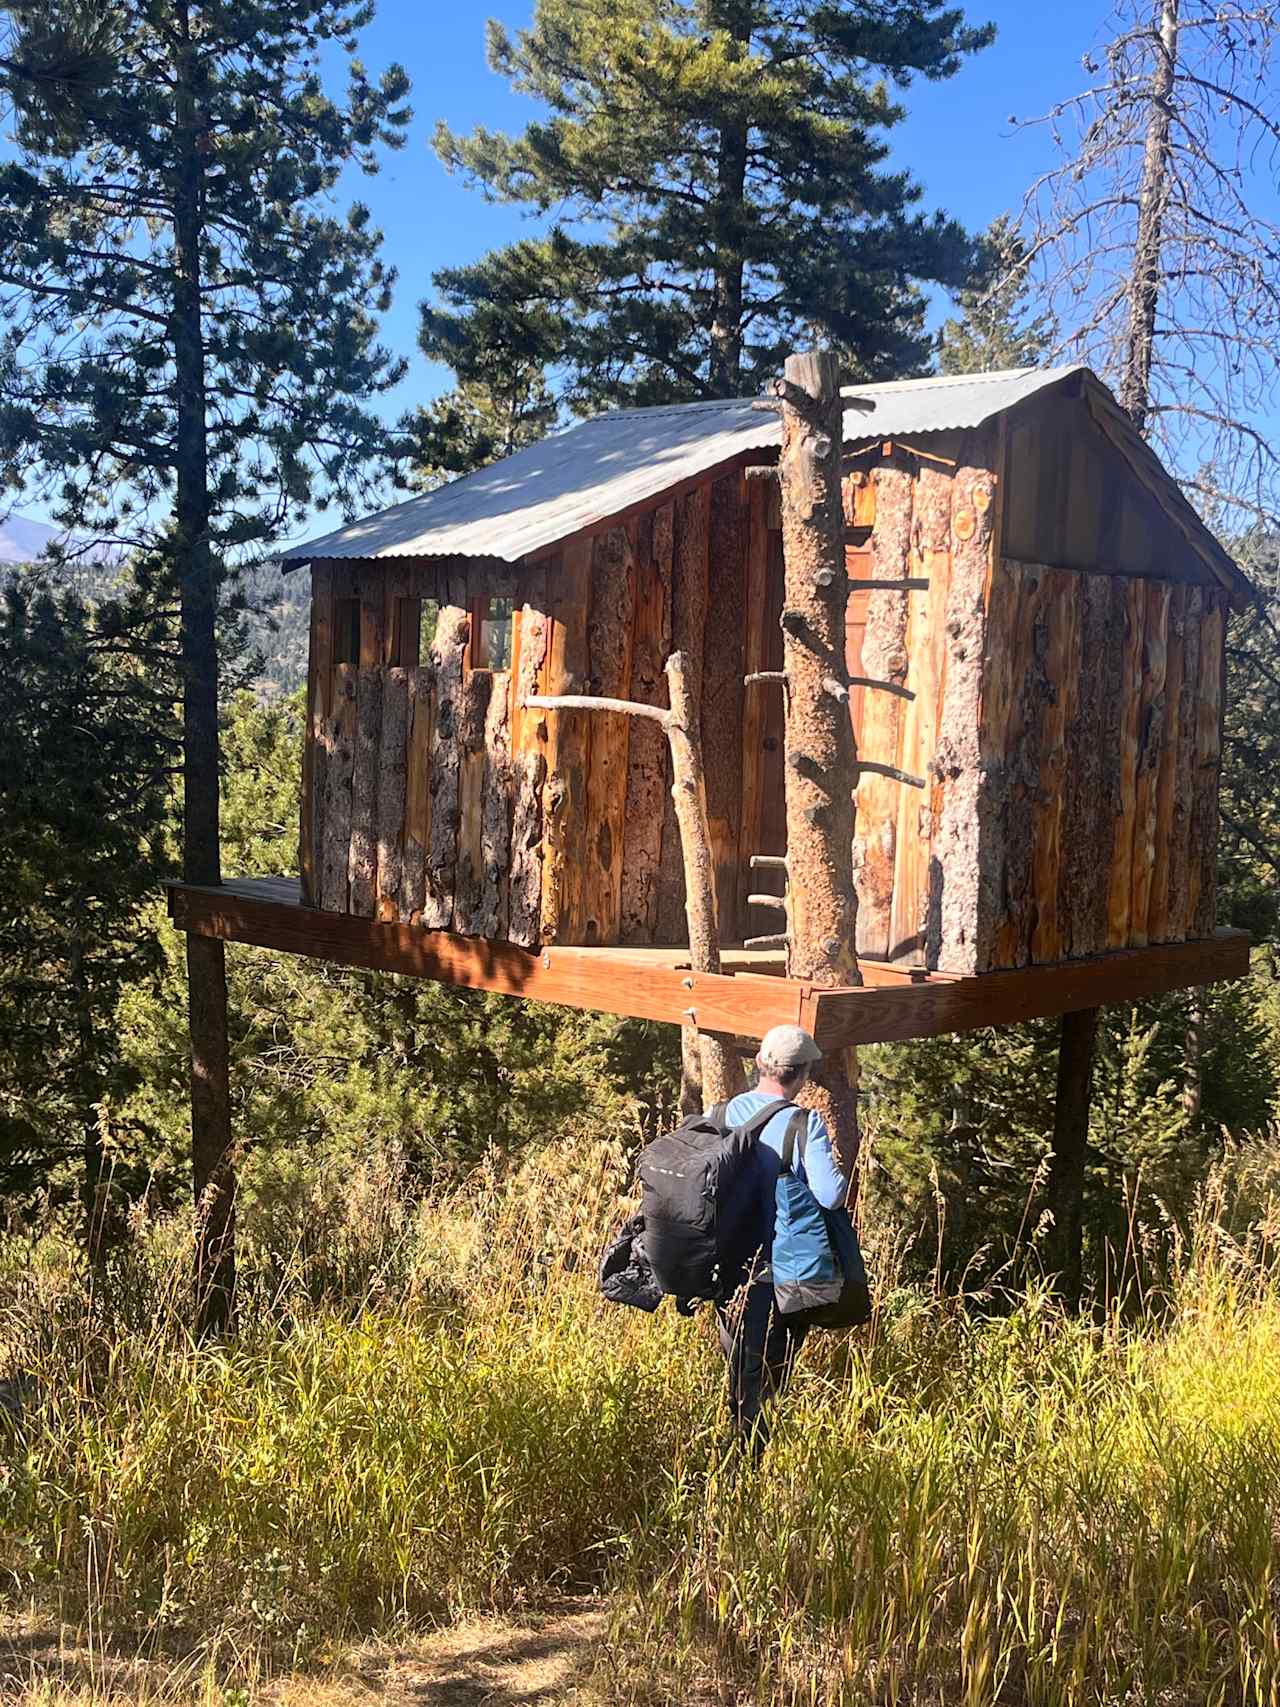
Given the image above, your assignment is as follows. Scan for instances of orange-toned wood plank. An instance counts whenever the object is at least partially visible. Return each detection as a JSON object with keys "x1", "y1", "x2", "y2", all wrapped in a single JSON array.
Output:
[
  {"x1": 582, "y1": 525, "x2": 636, "y2": 944},
  {"x1": 808, "y1": 929, "x2": 1250, "y2": 1051},
  {"x1": 540, "y1": 537, "x2": 594, "y2": 943},
  {"x1": 704, "y1": 471, "x2": 748, "y2": 942},
  {"x1": 167, "y1": 880, "x2": 808, "y2": 1040},
  {"x1": 169, "y1": 881, "x2": 1248, "y2": 1049},
  {"x1": 854, "y1": 455, "x2": 914, "y2": 959},
  {"x1": 888, "y1": 463, "x2": 951, "y2": 963},
  {"x1": 738, "y1": 478, "x2": 775, "y2": 939}
]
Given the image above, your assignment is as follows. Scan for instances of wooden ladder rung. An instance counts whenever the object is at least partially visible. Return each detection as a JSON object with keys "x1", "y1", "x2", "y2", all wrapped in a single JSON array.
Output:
[
  {"x1": 858, "y1": 760, "x2": 926, "y2": 789},
  {"x1": 847, "y1": 577, "x2": 929, "y2": 593}
]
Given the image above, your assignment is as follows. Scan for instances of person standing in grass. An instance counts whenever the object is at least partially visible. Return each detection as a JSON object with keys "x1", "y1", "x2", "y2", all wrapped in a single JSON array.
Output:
[{"x1": 715, "y1": 1024, "x2": 849, "y2": 1454}]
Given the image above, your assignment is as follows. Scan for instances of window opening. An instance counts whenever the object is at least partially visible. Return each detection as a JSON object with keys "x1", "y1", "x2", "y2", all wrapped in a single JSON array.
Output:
[
  {"x1": 471, "y1": 596, "x2": 513, "y2": 671},
  {"x1": 419, "y1": 600, "x2": 439, "y2": 664},
  {"x1": 333, "y1": 597, "x2": 360, "y2": 665},
  {"x1": 393, "y1": 596, "x2": 421, "y2": 667}
]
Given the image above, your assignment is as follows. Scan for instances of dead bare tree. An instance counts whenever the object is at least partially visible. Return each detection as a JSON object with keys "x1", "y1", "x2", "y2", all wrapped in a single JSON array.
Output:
[{"x1": 1016, "y1": 0, "x2": 1280, "y2": 527}]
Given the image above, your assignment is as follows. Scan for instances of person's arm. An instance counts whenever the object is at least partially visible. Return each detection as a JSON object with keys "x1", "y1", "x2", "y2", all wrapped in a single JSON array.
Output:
[{"x1": 801, "y1": 1111, "x2": 849, "y2": 1209}]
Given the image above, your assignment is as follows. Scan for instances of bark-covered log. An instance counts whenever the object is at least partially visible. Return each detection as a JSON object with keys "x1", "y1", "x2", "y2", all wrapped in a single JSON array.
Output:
[
  {"x1": 1189, "y1": 594, "x2": 1225, "y2": 937},
  {"x1": 1147, "y1": 583, "x2": 1186, "y2": 943},
  {"x1": 655, "y1": 485, "x2": 710, "y2": 944},
  {"x1": 319, "y1": 662, "x2": 356, "y2": 913},
  {"x1": 1107, "y1": 578, "x2": 1147, "y2": 948},
  {"x1": 1166, "y1": 586, "x2": 1203, "y2": 939},
  {"x1": 300, "y1": 562, "x2": 332, "y2": 908},
  {"x1": 508, "y1": 576, "x2": 550, "y2": 948},
  {"x1": 400, "y1": 663, "x2": 433, "y2": 924},
  {"x1": 776, "y1": 350, "x2": 861, "y2": 1173},
  {"x1": 932, "y1": 459, "x2": 998, "y2": 973},
  {"x1": 1062, "y1": 573, "x2": 1120, "y2": 958},
  {"x1": 478, "y1": 671, "x2": 512, "y2": 940},
  {"x1": 375, "y1": 666, "x2": 409, "y2": 923},
  {"x1": 1030, "y1": 570, "x2": 1081, "y2": 965},
  {"x1": 452, "y1": 668, "x2": 494, "y2": 935},
  {"x1": 665, "y1": 652, "x2": 744, "y2": 1105},
  {"x1": 423, "y1": 604, "x2": 468, "y2": 929},
  {"x1": 1128, "y1": 581, "x2": 1172, "y2": 946}
]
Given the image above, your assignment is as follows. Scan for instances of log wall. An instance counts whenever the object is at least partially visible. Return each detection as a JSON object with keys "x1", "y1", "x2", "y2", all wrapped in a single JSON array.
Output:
[
  {"x1": 839, "y1": 421, "x2": 1228, "y2": 974},
  {"x1": 299, "y1": 469, "x2": 765, "y2": 949},
  {"x1": 299, "y1": 403, "x2": 1231, "y2": 969}
]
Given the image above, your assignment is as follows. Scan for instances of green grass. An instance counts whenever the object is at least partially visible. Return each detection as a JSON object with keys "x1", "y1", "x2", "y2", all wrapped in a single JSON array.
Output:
[{"x1": 3, "y1": 1141, "x2": 1280, "y2": 1704}]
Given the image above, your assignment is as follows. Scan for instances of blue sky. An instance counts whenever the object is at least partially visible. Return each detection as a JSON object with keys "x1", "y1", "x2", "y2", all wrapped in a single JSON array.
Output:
[
  {"x1": 12, "y1": 0, "x2": 1124, "y2": 533},
  {"x1": 346, "y1": 0, "x2": 1112, "y2": 423}
]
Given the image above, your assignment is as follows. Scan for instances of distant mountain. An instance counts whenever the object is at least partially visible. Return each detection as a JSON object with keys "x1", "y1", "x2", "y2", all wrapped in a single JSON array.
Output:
[
  {"x1": 0, "y1": 514, "x2": 308, "y2": 697},
  {"x1": 0, "y1": 512, "x2": 118, "y2": 568}
]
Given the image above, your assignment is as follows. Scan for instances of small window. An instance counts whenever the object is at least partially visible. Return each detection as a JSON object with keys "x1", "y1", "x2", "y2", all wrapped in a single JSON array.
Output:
[
  {"x1": 471, "y1": 596, "x2": 513, "y2": 671},
  {"x1": 419, "y1": 600, "x2": 439, "y2": 663},
  {"x1": 333, "y1": 597, "x2": 360, "y2": 665},
  {"x1": 393, "y1": 596, "x2": 421, "y2": 667}
]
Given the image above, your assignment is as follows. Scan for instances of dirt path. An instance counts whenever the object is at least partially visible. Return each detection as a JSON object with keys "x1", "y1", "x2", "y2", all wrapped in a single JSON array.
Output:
[
  {"x1": 0, "y1": 1601, "x2": 616, "y2": 1706},
  {"x1": 338, "y1": 1601, "x2": 612, "y2": 1706}
]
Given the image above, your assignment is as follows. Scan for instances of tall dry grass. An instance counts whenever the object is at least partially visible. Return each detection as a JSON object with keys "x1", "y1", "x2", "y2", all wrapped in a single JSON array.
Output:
[{"x1": 2, "y1": 1136, "x2": 1280, "y2": 1704}]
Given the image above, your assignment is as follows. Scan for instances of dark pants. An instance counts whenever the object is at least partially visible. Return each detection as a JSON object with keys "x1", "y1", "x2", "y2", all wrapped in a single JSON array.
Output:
[{"x1": 717, "y1": 1278, "x2": 806, "y2": 1455}]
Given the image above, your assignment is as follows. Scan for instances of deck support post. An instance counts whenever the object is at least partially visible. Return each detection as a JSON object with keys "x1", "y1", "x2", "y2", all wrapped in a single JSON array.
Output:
[
  {"x1": 524, "y1": 652, "x2": 746, "y2": 1105},
  {"x1": 187, "y1": 932, "x2": 236, "y2": 1336},
  {"x1": 1047, "y1": 1004, "x2": 1099, "y2": 1306}
]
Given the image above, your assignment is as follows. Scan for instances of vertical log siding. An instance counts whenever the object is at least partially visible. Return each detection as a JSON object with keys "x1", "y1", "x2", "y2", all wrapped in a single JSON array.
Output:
[{"x1": 297, "y1": 440, "x2": 1230, "y2": 967}]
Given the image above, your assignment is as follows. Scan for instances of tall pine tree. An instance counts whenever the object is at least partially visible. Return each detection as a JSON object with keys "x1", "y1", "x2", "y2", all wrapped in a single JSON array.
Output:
[
  {"x1": 423, "y1": 0, "x2": 993, "y2": 415},
  {"x1": 0, "y1": 0, "x2": 409, "y2": 1329},
  {"x1": 0, "y1": 572, "x2": 175, "y2": 1251}
]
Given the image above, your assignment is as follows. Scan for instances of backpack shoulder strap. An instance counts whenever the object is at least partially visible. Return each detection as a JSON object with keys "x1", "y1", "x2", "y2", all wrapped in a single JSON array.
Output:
[
  {"x1": 736, "y1": 1097, "x2": 793, "y2": 1144},
  {"x1": 780, "y1": 1108, "x2": 809, "y2": 1173},
  {"x1": 708, "y1": 1101, "x2": 728, "y2": 1128}
]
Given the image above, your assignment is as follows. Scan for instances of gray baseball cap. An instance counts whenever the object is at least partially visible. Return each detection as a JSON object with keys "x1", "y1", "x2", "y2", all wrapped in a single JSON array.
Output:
[{"x1": 758, "y1": 1024, "x2": 824, "y2": 1068}]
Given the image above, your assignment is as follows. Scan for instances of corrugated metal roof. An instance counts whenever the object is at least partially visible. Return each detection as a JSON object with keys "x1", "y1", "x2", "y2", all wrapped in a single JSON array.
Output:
[{"x1": 281, "y1": 365, "x2": 1087, "y2": 567}]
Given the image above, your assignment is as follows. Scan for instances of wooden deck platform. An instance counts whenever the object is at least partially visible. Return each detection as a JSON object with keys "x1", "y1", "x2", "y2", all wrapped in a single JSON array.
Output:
[{"x1": 167, "y1": 878, "x2": 1251, "y2": 1049}]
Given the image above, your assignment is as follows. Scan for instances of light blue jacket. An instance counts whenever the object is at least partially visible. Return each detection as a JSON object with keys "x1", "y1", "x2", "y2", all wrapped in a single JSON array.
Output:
[{"x1": 716, "y1": 1089, "x2": 850, "y2": 1268}]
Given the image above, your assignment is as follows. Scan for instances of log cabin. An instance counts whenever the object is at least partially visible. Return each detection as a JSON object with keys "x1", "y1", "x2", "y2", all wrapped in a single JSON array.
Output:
[{"x1": 169, "y1": 363, "x2": 1253, "y2": 1054}]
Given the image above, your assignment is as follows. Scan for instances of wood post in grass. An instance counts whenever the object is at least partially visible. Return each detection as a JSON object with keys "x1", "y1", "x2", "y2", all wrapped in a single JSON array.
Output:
[{"x1": 1047, "y1": 1005, "x2": 1100, "y2": 1305}]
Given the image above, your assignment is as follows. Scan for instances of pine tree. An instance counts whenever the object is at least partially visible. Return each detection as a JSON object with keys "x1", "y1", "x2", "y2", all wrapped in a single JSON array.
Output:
[
  {"x1": 0, "y1": 0, "x2": 409, "y2": 1329},
  {"x1": 0, "y1": 572, "x2": 175, "y2": 1249},
  {"x1": 425, "y1": 0, "x2": 994, "y2": 414},
  {"x1": 938, "y1": 215, "x2": 1052, "y2": 375}
]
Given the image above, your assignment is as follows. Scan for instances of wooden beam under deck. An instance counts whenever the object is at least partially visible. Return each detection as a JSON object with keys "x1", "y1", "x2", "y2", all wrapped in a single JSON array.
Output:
[{"x1": 167, "y1": 878, "x2": 1249, "y2": 1049}]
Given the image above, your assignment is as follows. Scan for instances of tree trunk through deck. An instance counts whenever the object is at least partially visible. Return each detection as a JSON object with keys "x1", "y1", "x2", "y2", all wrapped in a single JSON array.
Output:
[
  {"x1": 775, "y1": 351, "x2": 862, "y2": 1174},
  {"x1": 173, "y1": 11, "x2": 234, "y2": 1337},
  {"x1": 1047, "y1": 1005, "x2": 1100, "y2": 1306},
  {"x1": 524, "y1": 651, "x2": 745, "y2": 1105}
]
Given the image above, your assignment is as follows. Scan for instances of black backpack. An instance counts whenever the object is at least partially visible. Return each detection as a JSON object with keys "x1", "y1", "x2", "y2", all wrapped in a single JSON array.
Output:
[{"x1": 637, "y1": 1097, "x2": 792, "y2": 1304}]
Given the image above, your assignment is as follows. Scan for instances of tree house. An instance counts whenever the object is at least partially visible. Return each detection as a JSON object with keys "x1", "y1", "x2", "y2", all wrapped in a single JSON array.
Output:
[{"x1": 169, "y1": 365, "x2": 1252, "y2": 1054}]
